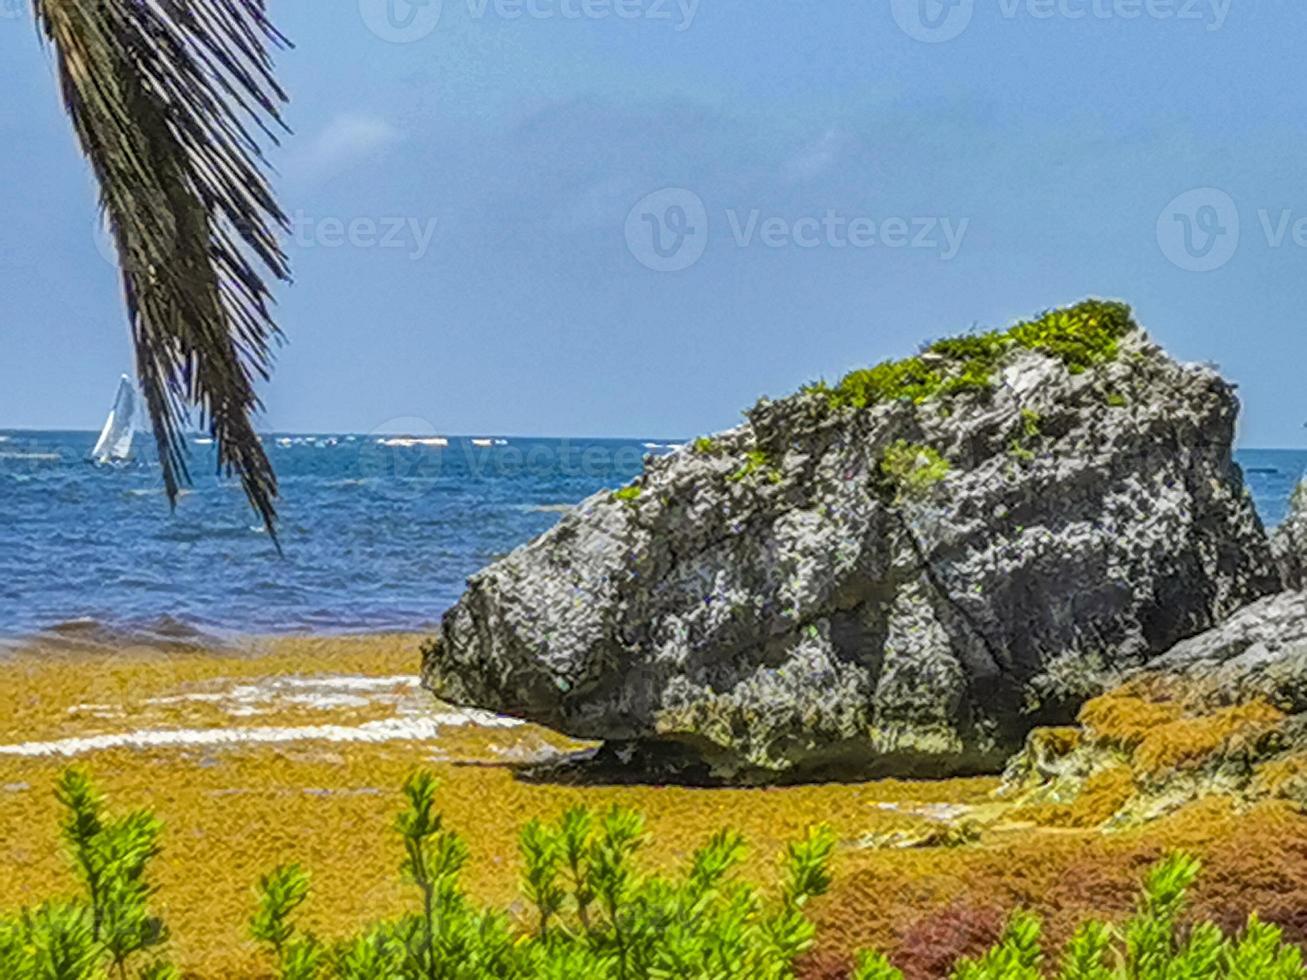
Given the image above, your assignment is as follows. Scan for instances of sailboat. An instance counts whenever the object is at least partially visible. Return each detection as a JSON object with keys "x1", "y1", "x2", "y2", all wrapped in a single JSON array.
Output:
[{"x1": 90, "y1": 375, "x2": 137, "y2": 464}]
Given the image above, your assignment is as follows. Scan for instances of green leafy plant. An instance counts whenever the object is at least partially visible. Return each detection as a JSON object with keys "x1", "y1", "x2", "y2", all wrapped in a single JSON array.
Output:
[
  {"x1": 0, "y1": 768, "x2": 174, "y2": 980},
  {"x1": 252, "y1": 770, "x2": 837, "y2": 980},
  {"x1": 251, "y1": 864, "x2": 325, "y2": 980},
  {"x1": 1007, "y1": 301, "x2": 1133, "y2": 374},
  {"x1": 612, "y1": 485, "x2": 643, "y2": 504}
]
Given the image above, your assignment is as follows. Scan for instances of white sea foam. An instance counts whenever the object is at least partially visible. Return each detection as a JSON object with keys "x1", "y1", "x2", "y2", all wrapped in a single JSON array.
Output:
[
  {"x1": 377, "y1": 437, "x2": 448, "y2": 448},
  {"x1": 140, "y1": 675, "x2": 421, "y2": 714},
  {"x1": 0, "y1": 710, "x2": 521, "y2": 758}
]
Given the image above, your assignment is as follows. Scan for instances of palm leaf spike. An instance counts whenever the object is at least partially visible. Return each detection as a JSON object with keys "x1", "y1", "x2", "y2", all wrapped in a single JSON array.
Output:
[{"x1": 33, "y1": 0, "x2": 292, "y2": 544}]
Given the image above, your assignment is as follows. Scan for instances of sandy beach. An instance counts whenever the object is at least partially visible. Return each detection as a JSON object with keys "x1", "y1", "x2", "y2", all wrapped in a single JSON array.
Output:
[
  {"x1": 0, "y1": 634, "x2": 1003, "y2": 976},
  {"x1": 5, "y1": 634, "x2": 1307, "y2": 977}
]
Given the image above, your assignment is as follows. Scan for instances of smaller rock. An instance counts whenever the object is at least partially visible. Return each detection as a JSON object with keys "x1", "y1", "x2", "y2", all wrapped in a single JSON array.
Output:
[
  {"x1": 1272, "y1": 479, "x2": 1307, "y2": 590},
  {"x1": 1002, "y1": 590, "x2": 1307, "y2": 827}
]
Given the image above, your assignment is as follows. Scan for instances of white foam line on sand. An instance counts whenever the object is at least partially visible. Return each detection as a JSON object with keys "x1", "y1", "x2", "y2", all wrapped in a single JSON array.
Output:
[
  {"x1": 278, "y1": 675, "x2": 422, "y2": 691},
  {"x1": 0, "y1": 711, "x2": 522, "y2": 758}
]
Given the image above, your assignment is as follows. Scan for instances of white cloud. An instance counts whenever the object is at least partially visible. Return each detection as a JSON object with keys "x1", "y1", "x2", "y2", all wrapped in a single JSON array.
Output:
[
  {"x1": 784, "y1": 127, "x2": 848, "y2": 181},
  {"x1": 292, "y1": 113, "x2": 400, "y2": 182}
]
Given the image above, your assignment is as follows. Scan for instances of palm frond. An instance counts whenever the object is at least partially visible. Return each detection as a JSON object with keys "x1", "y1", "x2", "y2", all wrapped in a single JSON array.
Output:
[{"x1": 34, "y1": 0, "x2": 291, "y2": 543}]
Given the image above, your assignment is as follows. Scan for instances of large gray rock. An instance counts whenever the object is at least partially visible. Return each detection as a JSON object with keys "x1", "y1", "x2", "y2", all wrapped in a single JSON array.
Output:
[{"x1": 423, "y1": 306, "x2": 1280, "y2": 782}]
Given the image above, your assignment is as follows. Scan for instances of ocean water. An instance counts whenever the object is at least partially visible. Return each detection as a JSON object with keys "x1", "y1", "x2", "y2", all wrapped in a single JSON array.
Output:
[
  {"x1": 0, "y1": 431, "x2": 661, "y2": 642},
  {"x1": 1, "y1": 431, "x2": 1304, "y2": 643}
]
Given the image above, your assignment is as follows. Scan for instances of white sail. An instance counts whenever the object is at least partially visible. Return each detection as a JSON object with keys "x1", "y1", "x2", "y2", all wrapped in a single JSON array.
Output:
[{"x1": 91, "y1": 375, "x2": 137, "y2": 463}]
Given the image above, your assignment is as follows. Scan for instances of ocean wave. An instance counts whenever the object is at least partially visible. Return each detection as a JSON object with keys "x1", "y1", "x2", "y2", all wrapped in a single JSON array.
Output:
[
  {"x1": 519, "y1": 503, "x2": 573, "y2": 514},
  {"x1": 31, "y1": 615, "x2": 222, "y2": 652},
  {"x1": 125, "y1": 487, "x2": 192, "y2": 498}
]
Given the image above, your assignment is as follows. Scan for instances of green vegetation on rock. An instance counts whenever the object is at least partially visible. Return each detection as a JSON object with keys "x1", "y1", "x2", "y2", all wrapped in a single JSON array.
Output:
[
  {"x1": 611, "y1": 485, "x2": 643, "y2": 504},
  {"x1": 806, "y1": 300, "x2": 1134, "y2": 412},
  {"x1": 878, "y1": 441, "x2": 950, "y2": 500},
  {"x1": 728, "y1": 449, "x2": 781, "y2": 484},
  {"x1": 692, "y1": 436, "x2": 723, "y2": 456},
  {"x1": 1010, "y1": 408, "x2": 1044, "y2": 462}
]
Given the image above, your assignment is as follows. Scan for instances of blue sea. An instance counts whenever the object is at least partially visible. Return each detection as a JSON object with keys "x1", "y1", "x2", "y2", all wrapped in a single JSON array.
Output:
[{"x1": 1, "y1": 432, "x2": 1303, "y2": 644}]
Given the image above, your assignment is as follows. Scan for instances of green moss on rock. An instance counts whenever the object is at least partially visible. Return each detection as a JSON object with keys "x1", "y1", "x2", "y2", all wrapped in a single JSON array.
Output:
[
  {"x1": 878, "y1": 442, "x2": 950, "y2": 500},
  {"x1": 808, "y1": 299, "x2": 1135, "y2": 412}
]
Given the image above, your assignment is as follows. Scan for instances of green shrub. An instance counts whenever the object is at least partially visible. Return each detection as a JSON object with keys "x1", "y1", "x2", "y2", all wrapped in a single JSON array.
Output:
[
  {"x1": 822, "y1": 356, "x2": 944, "y2": 410},
  {"x1": 1020, "y1": 408, "x2": 1043, "y2": 439},
  {"x1": 251, "y1": 770, "x2": 837, "y2": 980},
  {"x1": 0, "y1": 768, "x2": 176, "y2": 980},
  {"x1": 611, "y1": 485, "x2": 642, "y2": 504}
]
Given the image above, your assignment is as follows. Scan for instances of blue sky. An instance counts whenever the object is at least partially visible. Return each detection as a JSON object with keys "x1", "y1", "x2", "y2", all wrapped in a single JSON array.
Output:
[{"x1": 3, "y1": 0, "x2": 1307, "y2": 444}]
